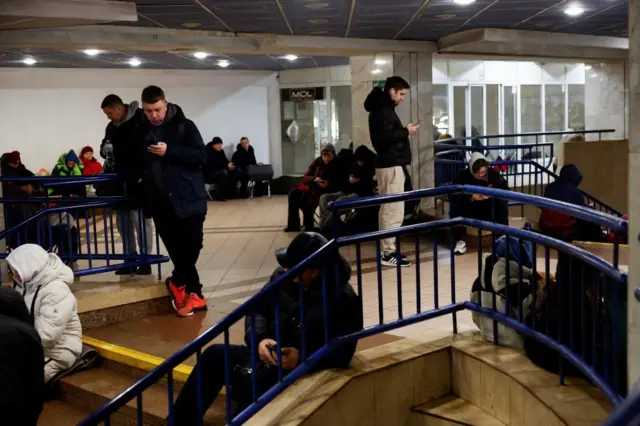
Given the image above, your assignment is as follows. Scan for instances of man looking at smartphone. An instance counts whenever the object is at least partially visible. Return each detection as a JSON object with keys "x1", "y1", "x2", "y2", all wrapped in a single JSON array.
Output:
[
  {"x1": 171, "y1": 232, "x2": 362, "y2": 425},
  {"x1": 136, "y1": 85, "x2": 209, "y2": 316},
  {"x1": 365, "y1": 76, "x2": 418, "y2": 267}
]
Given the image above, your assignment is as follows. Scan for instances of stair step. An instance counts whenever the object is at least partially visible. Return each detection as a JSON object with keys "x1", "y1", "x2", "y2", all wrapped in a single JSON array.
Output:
[
  {"x1": 58, "y1": 366, "x2": 226, "y2": 425},
  {"x1": 38, "y1": 400, "x2": 90, "y2": 426},
  {"x1": 412, "y1": 395, "x2": 506, "y2": 426}
]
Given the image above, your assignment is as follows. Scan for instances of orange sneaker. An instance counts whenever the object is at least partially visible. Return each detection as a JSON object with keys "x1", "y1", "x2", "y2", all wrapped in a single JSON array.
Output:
[
  {"x1": 177, "y1": 293, "x2": 208, "y2": 317},
  {"x1": 166, "y1": 280, "x2": 187, "y2": 312}
]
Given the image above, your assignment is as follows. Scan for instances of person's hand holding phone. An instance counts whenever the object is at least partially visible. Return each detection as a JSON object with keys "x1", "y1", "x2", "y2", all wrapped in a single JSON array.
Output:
[
  {"x1": 228, "y1": 163, "x2": 235, "y2": 171},
  {"x1": 148, "y1": 142, "x2": 167, "y2": 157},
  {"x1": 407, "y1": 123, "x2": 419, "y2": 136},
  {"x1": 258, "y1": 339, "x2": 278, "y2": 366},
  {"x1": 349, "y1": 176, "x2": 360, "y2": 184},
  {"x1": 281, "y1": 347, "x2": 300, "y2": 370}
]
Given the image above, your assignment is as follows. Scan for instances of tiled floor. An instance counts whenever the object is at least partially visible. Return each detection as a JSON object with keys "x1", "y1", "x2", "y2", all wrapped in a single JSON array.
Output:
[{"x1": 81, "y1": 196, "x2": 624, "y2": 360}]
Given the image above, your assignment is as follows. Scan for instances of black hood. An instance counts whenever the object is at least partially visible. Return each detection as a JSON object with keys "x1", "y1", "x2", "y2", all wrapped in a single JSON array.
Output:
[
  {"x1": 559, "y1": 164, "x2": 583, "y2": 187},
  {"x1": 364, "y1": 87, "x2": 395, "y2": 112},
  {"x1": 0, "y1": 287, "x2": 31, "y2": 325}
]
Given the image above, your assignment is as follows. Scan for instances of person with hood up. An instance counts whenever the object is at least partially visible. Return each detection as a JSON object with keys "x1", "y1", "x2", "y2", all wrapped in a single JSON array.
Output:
[
  {"x1": 101, "y1": 94, "x2": 153, "y2": 276},
  {"x1": 0, "y1": 287, "x2": 45, "y2": 426},
  {"x1": 317, "y1": 144, "x2": 377, "y2": 234},
  {"x1": 7, "y1": 244, "x2": 82, "y2": 383},
  {"x1": 470, "y1": 235, "x2": 541, "y2": 349},
  {"x1": 134, "y1": 85, "x2": 208, "y2": 317},
  {"x1": 285, "y1": 143, "x2": 342, "y2": 232},
  {"x1": 365, "y1": 76, "x2": 418, "y2": 268},
  {"x1": 203, "y1": 137, "x2": 241, "y2": 200},
  {"x1": 80, "y1": 146, "x2": 103, "y2": 176},
  {"x1": 452, "y1": 152, "x2": 510, "y2": 255},
  {"x1": 171, "y1": 232, "x2": 363, "y2": 425},
  {"x1": 232, "y1": 136, "x2": 257, "y2": 196},
  {"x1": 50, "y1": 150, "x2": 85, "y2": 197},
  {"x1": 0, "y1": 150, "x2": 29, "y2": 177},
  {"x1": 539, "y1": 164, "x2": 601, "y2": 241}
]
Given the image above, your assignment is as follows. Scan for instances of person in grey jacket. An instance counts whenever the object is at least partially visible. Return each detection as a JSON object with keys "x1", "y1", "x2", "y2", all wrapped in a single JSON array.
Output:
[{"x1": 7, "y1": 244, "x2": 82, "y2": 382}]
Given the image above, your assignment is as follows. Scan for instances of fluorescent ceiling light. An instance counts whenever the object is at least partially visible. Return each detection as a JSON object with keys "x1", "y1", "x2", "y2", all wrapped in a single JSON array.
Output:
[
  {"x1": 128, "y1": 58, "x2": 141, "y2": 67},
  {"x1": 372, "y1": 68, "x2": 382, "y2": 75},
  {"x1": 284, "y1": 54, "x2": 298, "y2": 61},
  {"x1": 217, "y1": 59, "x2": 230, "y2": 68},
  {"x1": 453, "y1": 0, "x2": 476, "y2": 5},
  {"x1": 23, "y1": 57, "x2": 37, "y2": 65},
  {"x1": 193, "y1": 51, "x2": 209, "y2": 59},
  {"x1": 564, "y1": 5, "x2": 585, "y2": 17},
  {"x1": 84, "y1": 49, "x2": 101, "y2": 56},
  {"x1": 374, "y1": 58, "x2": 387, "y2": 65}
]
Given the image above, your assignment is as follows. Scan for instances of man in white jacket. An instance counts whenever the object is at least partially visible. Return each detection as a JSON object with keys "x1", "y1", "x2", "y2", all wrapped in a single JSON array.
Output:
[{"x1": 7, "y1": 244, "x2": 83, "y2": 382}]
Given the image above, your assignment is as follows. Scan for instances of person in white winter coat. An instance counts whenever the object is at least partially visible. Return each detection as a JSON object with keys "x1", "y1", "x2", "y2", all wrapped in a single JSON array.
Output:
[{"x1": 7, "y1": 244, "x2": 83, "y2": 382}]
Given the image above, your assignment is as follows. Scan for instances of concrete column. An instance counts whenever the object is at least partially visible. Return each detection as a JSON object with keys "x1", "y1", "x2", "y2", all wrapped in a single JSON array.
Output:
[
  {"x1": 584, "y1": 61, "x2": 628, "y2": 140},
  {"x1": 628, "y1": 0, "x2": 640, "y2": 391},
  {"x1": 350, "y1": 54, "x2": 393, "y2": 150},
  {"x1": 393, "y1": 52, "x2": 434, "y2": 209}
]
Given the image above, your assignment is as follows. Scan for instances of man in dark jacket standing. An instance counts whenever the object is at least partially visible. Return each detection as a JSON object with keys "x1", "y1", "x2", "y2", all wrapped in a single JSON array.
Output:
[
  {"x1": 136, "y1": 85, "x2": 208, "y2": 317},
  {"x1": 101, "y1": 94, "x2": 153, "y2": 275},
  {"x1": 0, "y1": 287, "x2": 45, "y2": 426},
  {"x1": 171, "y1": 232, "x2": 363, "y2": 425},
  {"x1": 365, "y1": 76, "x2": 418, "y2": 267}
]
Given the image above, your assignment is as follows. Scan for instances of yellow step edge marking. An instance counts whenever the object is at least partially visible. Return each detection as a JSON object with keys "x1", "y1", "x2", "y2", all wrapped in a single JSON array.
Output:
[{"x1": 82, "y1": 335, "x2": 194, "y2": 384}]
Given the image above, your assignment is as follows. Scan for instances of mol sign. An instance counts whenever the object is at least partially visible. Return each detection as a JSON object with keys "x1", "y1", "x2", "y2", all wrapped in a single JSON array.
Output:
[{"x1": 281, "y1": 87, "x2": 325, "y2": 102}]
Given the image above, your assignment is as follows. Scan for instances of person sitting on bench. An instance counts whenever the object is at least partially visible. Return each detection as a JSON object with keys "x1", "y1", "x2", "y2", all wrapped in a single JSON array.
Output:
[{"x1": 204, "y1": 137, "x2": 242, "y2": 200}]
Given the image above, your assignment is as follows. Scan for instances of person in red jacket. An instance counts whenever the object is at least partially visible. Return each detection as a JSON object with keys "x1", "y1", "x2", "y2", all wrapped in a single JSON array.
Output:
[{"x1": 80, "y1": 146, "x2": 103, "y2": 176}]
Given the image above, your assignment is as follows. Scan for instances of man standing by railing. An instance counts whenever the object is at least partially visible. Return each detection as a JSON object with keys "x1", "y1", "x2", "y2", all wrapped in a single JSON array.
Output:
[
  {"x1": 365, "y1": 76, "x2": 419, "y2": 267},
  {"x1": 135, "y1": 86, "x2": 209, "y2": 317},
  {"x1": 100, "y1": 94, "x2": 153, "y2": 276}
]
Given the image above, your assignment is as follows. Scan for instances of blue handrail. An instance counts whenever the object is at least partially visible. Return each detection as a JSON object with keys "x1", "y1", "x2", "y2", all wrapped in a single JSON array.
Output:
[
  {"x1": 80, "y1": 186, "x2": 628, "y2": 426},
  {"x1": 437, "y1": 128, "x2": 615, "y2": 144}
]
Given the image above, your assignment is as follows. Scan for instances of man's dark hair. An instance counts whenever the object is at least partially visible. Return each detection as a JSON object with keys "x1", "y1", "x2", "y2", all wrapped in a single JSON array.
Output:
[
  {"x1": 240, "y1": 136, "x2": 248, "y2": 142},
  {"x1": 101, "y1": 94, "x2": 124, "y2": 109},
  {"x1": 384, "y1": 76, "x2": 410, "y2": 93},
  {"x1": 141, "y1": 85, "x2": 166, "y2": 104}
]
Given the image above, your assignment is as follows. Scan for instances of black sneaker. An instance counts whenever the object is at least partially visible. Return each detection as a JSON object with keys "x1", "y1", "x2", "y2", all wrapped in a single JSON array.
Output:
[
  {"x1": 137, "y1": 265, "x2": 152, "y2": 275},
  {"x1": 116, "y1": 267, "x2": 136, "y2": 276},
  {"x1": 381, "y1": 253, "x2": 411, "y2": 267}
]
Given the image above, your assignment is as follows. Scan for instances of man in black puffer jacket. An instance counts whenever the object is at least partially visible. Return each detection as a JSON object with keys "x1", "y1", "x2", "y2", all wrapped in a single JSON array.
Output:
[
  {"x1": 171, "y1": 232, "x2": 363, "y2": 425},
  {"x1": 133, "y1": 85, "x2": 208, "y2": 317},
  {"x1": 365, "y1": 76, "x2": 419, "y2": 268},
  {"x1": 232, "y1": 136, "x2": 258, "y2": 196}
]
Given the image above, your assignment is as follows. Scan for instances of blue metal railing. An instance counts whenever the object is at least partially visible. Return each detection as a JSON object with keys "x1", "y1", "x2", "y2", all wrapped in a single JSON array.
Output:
[
  {"x1": 80, "y1": 185, "x2": 627, "y2": 425},
  {"x1": 0, "y1": 174, "x2": 169, "y2": 277}
]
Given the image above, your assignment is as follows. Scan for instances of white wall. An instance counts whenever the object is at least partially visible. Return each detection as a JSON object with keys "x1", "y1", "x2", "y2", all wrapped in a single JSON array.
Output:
[{"x1": 0, "y1": 68, "x2": 282, "y2": 174}]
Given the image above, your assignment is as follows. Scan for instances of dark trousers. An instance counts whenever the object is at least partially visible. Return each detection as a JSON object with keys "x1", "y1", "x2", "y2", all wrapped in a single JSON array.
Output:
[
  {"x1": 287, "y1": 188, "x2": 317, "y2": 230},
  {"x1": 452, "y1": 197, "x2": 509, "y2": 241},
  {"x1": 152, "y1": 204, "x2": 205, "y2": 296},
  {"x1": 172, "y1": 344, "x2": 279, "y2": 426},
  {"x1": 210, "y1": 169, "x2": 243, "y2": 199}
]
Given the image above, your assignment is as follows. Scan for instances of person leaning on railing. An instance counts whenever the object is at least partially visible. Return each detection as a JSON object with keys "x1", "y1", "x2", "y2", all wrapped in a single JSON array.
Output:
[{"x1": 170, "y1": 232, "x2": 363, "y2": 425}]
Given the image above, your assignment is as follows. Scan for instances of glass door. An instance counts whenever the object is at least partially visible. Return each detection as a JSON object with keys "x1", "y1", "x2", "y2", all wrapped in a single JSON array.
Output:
[{"x1": 452, "y1": 84, "x2": 486, "y2": 144}]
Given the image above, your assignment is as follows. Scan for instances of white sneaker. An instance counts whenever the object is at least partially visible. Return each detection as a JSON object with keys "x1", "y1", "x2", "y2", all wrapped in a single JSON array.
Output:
[{"x1": 454, "y1": 240, "x2": 467, "y2": 255}]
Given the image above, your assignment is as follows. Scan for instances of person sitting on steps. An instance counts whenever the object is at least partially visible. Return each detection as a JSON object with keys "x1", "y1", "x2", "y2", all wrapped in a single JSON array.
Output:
[{"x1": 452, "y1": 152, "x2": 510, "y2": 255}]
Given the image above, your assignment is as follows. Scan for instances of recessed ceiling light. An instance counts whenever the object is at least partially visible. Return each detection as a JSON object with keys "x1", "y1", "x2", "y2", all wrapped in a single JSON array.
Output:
[
  {"x1": 308, "y1": 18, "x2": 329, "y2": 24},
  {"x1": 128, "y1": 58, "x2": 141, "y2": 67},
  {"x1": 84, "y1": 49, "x2": 101, "y2": 56},
  {"x1": 284, "y1": 54, "x2": 298, "y2": 61},
  {"x1": 564, "y1": 4, "x2": 585, "y2": 17},
  {"x1": 585, "y1": 64, "x2": 592, "y2": 70},
  {"x1": 374, "y1": 58, "x2": 387, "y2": 65},
  {"x1": 217, "y1": 59, "x2": 230, "y2": 68},
  {"x1": 305, "y1": 2, "x2": 329, "y2": 9},
  {"x1": 453, "y1": 0, "x2": 476, "y2": 5},
  {"x1": 372, "y1": 68, "x2": 382, "y2": 75},
  {"x1": 23, "y1": 57, "x2": 37, "y2": 65},
  {"x1": 193, "y1": 51, "x2": 209, "y2": 59},
  {"x1": 182, "y1": 22, "x2": 201, "y2": 28}
]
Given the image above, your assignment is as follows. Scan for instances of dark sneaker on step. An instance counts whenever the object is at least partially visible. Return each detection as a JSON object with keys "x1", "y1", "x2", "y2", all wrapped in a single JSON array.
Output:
[
  {"x1": 115, "y1": 267, "x2": 136, "y2": 276},
  {"x1": 381, "y1": 253, "x2": 411, "y2": 267},
  {"x1": 137, "y1": 265, "x2": 152, "y2": 275}
]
